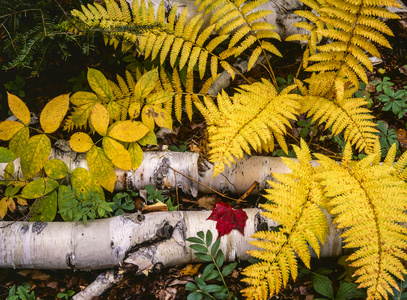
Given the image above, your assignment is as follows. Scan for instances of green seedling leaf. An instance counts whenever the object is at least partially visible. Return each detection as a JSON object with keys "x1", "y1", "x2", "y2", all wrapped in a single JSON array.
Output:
[
  {"x1": 0, "y1": 147, "x2": 16, "y2": 163},
  {"x1": 202, "y1": 285, "x2": 223, "y2": 294},
  {"x1": 195, "y1": 253, "x2": 213, "y2": 262},
  {"x1": 21, "y1": 178, "x2": 59, "y2": 199},
  {"x1": 87, "y1": 68, "x2": 113, "y2": 102},
  {"x1": 0, "y1": 121, "x2": 25, "y2": 141},
  {"x1": 195, "y1": 276, "x2": 207, "y2": 289},
  {"x1": 87, "y1": 146, "x2": 117, "y2": 192},
  {"x1": 197, "y1": 231, "x2": 205, "y2": 239},
  {"x1": 206, "y1": 269, "x2": 221, "y2": 281},
  {"x1": 9, "y1": 126, "x2": 29, "y2": 156},
  {"x1": 103, "y1": 137, "x2": 132, "y2": 171},
  {"x1": 190, "y1": 244, "x2": 208, "y2": 253},
  {"x1": 206, "y1": 230, "x2": 213, "y2": 246},
  {"x1": 187, "y1": 291, "x2": 204, "y2": 300},
  {"x1": 30, "y1": 189, "x2": 58, "y2": 222},
  {"x1": 211, "y1": 238, "x2": 221, "y2": 256},
  {"x1": 222, "y1": 262, "x2": 237, "y2": 277},
  {"x1": 201, "y1": 263, "x2": 215, "y2": 281},
  {"x1": 8, "y1": 93, "x2": 31, "y2": 126},
  {"x1": 71, "y1": 167, "x2": 104, "y2": 199},
  {"x1": 40, "y1": 94, "x2": 70, "y2": 133},
  {"x1": 313, "y1": 274, "x2": 334, "y2": 300},
  {"x1": 216, "y1": 250, "x2": 224, "y2": 268},
  {"x1": 186, "y1": 237, "x2": 204, "y2": 244},
  {"x1": 185, "y1": 282, "x2": 198, "y2": 292},
  {"x1": 20, "y1": 134, "x2": 51, "y2": 179},
  {"x1": 44, "y1": 159, "x2": 69, "y2": 179}
]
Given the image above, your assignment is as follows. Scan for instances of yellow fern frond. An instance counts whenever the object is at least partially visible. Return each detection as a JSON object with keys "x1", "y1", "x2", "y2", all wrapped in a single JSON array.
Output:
[
  {"x1": 242, "y1": 141, "x2": 328, "y2": 300},
  {"x1": 314, "y1": 146, "x2": 407, "y2": 300}
]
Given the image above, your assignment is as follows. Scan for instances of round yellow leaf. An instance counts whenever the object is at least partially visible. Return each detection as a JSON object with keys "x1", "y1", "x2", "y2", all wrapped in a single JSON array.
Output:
[
  {"x1": 7, "y1": 93, "x2": 31, "y2": 126},
  {"x1": 108, "y1": 121, "x2": 150, "y2": 142},
  {"x1": 40, "y1": 94, "x2": 70, "y2": 133},
  {"x1": 69, "y1": 132, "x2": 94, "y2": 152},
  {"x1": 91, "y1": 103, "x2": 109, "y2": 136},
  {"x1": 44, "y1": 159, "x2": 69, "y2": 179},
  {"x1": 103, "y1": 137, "x2": 132, "y2": 171}
]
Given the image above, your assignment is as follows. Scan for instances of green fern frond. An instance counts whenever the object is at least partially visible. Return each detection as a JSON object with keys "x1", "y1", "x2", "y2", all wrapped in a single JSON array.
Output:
[
  {"x1": 314, "y1": 145, "x2": 407, "y2": 300},
  {"x1": 242, "y1": 141, "x2": 328, "y2": 299},
  {"x1": 197, "y1": 81, "x2": 300, "y2": 176}
]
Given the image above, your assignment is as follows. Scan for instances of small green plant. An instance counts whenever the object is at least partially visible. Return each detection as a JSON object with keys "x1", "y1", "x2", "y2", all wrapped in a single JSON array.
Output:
[
  {"x1": 372, "y1": 76, "x2": 395, "y2": 93},
  {"x1": 377, "y1": 121, "x2": 399, "y2": 157},
  {"x1": 4, "y1": 75, "x2": 25, "y2": 98},
  {"x1": 6, "y1": 282, "x2": 42, "y2": 300},
  {"x1": 376, "y1": 87, "x2": 407, "y2": 119},
  {"x1": 57, "y1": 289, "x2": 75, "y2": 299},
  {"x1": 68, "y1": 70, "x2": 90, "y2": 93},
  {"x1": 110, "y1": 191, "x2": 137, "y2": 216},
  {"x1": 390, "y1": 274, "x2": 407, "y2": 300},
  {"x1": 168, "y1": 141, "x2": 188, "y2": 152},
  {"x1": 58, "y1": 186, "x2": 114, "y2": 225},
  {"x1": 297, "y1": 118, "x2": 317, "y2": 138},
  {"x1": 276, "y1": 74, "x2": 294, "y2": 92},
  {"x1": 145, "y1": 185, "x2": 178, "y2": 211},
  {"x1": 354, "y1": 82, "x2": 373, "y2": 108},
  {"x1": 313, "y1": 274, "x2": 365, "y2": 300},
  {"x1": 186, "y1": 230, "x2": 238, "y2": 300}
]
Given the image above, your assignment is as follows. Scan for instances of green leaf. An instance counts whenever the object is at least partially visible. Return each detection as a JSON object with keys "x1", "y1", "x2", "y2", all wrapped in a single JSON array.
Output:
[
  {"x1": 313, "y1": 275, "x2": 334, "y2": 300},
  {"x1": 197, "y1": 231, "x2": 205, "y2": 239},
  {"x1": 221, "y1": 262, "x2": 237, "y2": 277},
  {"x1": 202, "y1": 285, "x2": 223, "y2": 294},
  {"x1": 20, "y1": 134, "x2": 51, "y2": 179},
  {"x1": 5, "y1": 185, "x2": 20, "y2": 197},
  {"x1": 190, "y1": 244, "x2": 208, "y2": 253},
  {"x1": 335, "y1": 282, "x2": 359, "y2": 299},
  {"x1": 195, "y1": 253, "x2": 213, "y2": 262},
  {"x1": 185, "y1": 282, "x2": 198, "y2": 292},
  {"x1": 87, "y1": 68, "x2": 113, "y2": 102},
  {"x1": 187, "y1": 237, "x2": 205, "y2": 244},
  {"x1": 87, "y1": 146, "x2": 117, "y2": 192},
  {"x1": 206, "y1": 270, "x2": 221, "y2": 281},
  {"x1": 9, "y1": 126, "x2": 29, "y2": 156},
  {"x1": 30, "y1": 189, "x2": 58, "y2": 222},
  {"x1": 215, "y1": 250, "x2": 224, "y2": 268},
  {"x1": 134, "y1": 68, "x2": 159, "y2": 101},
  {"x1": 137, "y1": 130, "x2": 157, "y2": 146},
  {"x1": 201, "y1": 263, "x2": 215, "y2": 281},
  {"x1": 195, "y1": 276, "x2": 207, "y2": 289},
  {"x1": 187, "y1": 291, "x2": 204, "y2": 300},
  {"x1": 211, "y1": 238, "x2": 221, "y2": 256},
  {"x1": 21, "y1": 178, "x2": 59, "y2": 199},
  {"x1": 0, "y1": 147, "x2": 16, "y2": 163},
  {"x1": 206, "y1": 230, "x2": 213, "y2": 246},
  {"x1": 58, "y1": 186, "x2": 75, "y2": 222}
]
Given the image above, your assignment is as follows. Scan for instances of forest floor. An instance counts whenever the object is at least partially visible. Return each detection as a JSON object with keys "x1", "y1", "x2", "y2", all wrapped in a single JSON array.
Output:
[{"x1": 0, "y1": 11, "x2": 407, "y2": 300}]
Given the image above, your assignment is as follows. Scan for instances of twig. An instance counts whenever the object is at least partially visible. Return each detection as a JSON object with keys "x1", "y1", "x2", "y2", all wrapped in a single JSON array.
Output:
[{"x1": 237, "y1": 181, "x2": 258, "y2": 203}]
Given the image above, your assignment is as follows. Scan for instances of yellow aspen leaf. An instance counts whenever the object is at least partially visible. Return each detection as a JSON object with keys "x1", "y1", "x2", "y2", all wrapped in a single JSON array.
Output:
[
  {"x1": 4, "y1": 161, "x2": 15, "y2": 181},
  {"x1": 0, "y1": 121, "x2": 25, "y2": 141},
  {"x1": 87, "y1": 146, "x2": 117, "y2": 192},
  {"x1": 40, "y1": 94, "x2": 70, "y2": 133},
  {"x1": 108, "y1": 120, "x2": 150, "y2": 142},
  {"x1": 7, "y1": 198, "x2": 15, "y2": 213},
  {"x1": 91, "y1": 102, "x2": 110, "y2": 136},
  {"x1": 181, "y1": 264, "x2": 202, "y2": 276},
  {"x1": 69, "y1": 132, "x2": 94, "y2": 152},
  {"x1": 70, "y1": 91, "x2": 98, "y2": 107},
  {"x1": 71, "y1": 167, "x2": 104, "y2": 198},
  {"x1": 17, "y1": 198, "x2": 28, "y2": 205},
  {"x1": 142, "y1": 105, "x2": 173, "y2": 130},
  {"x1": 44, "y1": 159, "x2": 69, "y2": 179},
  {"x1": 129, "y1": 102, "x2": 141, "y2": 119},
  {"x1": 30, "y1": 190, "x2": 57, "y2": 222},
  {"x1": 134, "y1": 68, "x2": 159, "y2": 102},
  {"x1": 7, "y1": 93, "x2": 31, "y2": 126},
  {"x1": 102, "y1": 137, "x2": 132, "y2": 171},
  {"x1": 128, "y1": 142, "x2": 143, "y2": 170},
  {"x1": 138, "y1": 130, "x2": 157, "y2": 146},
  {"x1": 87, "y1": 68, "x2": 113, "y2": 102},
  {"x1": 0, "y1": 197, "x2": 8, "y2": 219},
  {"x1": 21, "y1": 178, "x2": 59, "y2": 199},
  {"x1": 9, "y1": 126, "x2": 29, "y2": 156},
  {"x1": 20, "y1": 134, "x2": 51, "y2": 179}
]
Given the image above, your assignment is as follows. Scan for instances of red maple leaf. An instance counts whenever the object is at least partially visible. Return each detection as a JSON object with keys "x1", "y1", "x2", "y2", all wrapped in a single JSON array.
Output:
[{"x1": 207, "y1": 202, "x2": 248, "y2": 237}]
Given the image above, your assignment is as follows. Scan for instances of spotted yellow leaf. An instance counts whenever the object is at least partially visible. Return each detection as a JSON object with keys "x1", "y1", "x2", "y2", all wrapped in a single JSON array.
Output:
[
  {"x1": 108, "y1": 120, "x2": 150, "y2": 142},
  {"x1": 44, "y1": 159, "x2": 69, "y2": 179},
  {"x1": 142, "y1": 105, "x2": 173, "y2": 130},
  {"x1": 134, "y1": 68, "x2": 159, "y2": 101},
  {"x1": 30, "y1": 190, "x2": 57, "y2": 222},
  {"x1": 9, "y1": 126, "x2": 29, "y2": 156},
  {"x1": 40, "y1": 94, "x2": 70, "y2": 133},
  {"x1": 21, "y1": 178, "x2": 59, "y2": 199},
  {"x1": 87, "y1": 146, "x2": 117, "y2": 192},
  {"x1": 20, "y1": 134, "x2": 51, "y2": 179},
  {"x1": 69, "y1": 132, "x2": 94, "y2": 152},
  {"x1": 0, "y1": 121, "x2": 25, "y2": 141},
  {"x1": 4, "y1": 161, "x2": 15, "y2": 181},
  {"x1": 8, "y1": 93, "x2": 30, "y2": 126},
  {"x1": 87, "y1": 68, "x2": 113, "y2": 102},
  {"x1": 102, "y1": 137, "x2": 132, "y2": 171},
  {"x1": 90, "y1": 103, "x2": 110, "y2": 136},
  {"x1": 71, "y1": 167, "x2": 104, "y2": 198},
  {"x1": 128, "y1": 142, "x2": 143, "y2": 170}
]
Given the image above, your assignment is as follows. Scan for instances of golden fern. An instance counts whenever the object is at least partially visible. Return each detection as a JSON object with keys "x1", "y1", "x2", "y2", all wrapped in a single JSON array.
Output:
[
  {"x1": 241, "y1": 140, "x2": 328, "y2": 299},
  {"x1": 314, "y1": 143, "x2": 407, "y2": 300},
  {"x1": 195, "y1": 81, "x2": 301, "y2": 176}
]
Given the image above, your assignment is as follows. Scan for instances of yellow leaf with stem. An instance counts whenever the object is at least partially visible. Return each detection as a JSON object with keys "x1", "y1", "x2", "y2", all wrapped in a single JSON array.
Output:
[
  {"x1": 128, "y1": 142, "x2": 143, "y2": 170},
  {"x1": 9, "y1": 127, "x2": 29, "y2": 156},
  {"x1": 133, "y1": 68, "x2": 159, "y2": 102},
  {"x1": 0, "y1": 121, "x2": 25, "y2": 141},
  {"x1": 70, "y1": 167, "x2": 104, "y2": 198},
  {"x1": 102, "y1": 137, "x2": 132, "y2": 171},
  {"x1": 69, "y1": 132, "x2": 94, "y2": 152},
  {"x1": 107, "y1": 121, "x2": 150, "y2": 142},
  {"x1": 21, "y1": 178, "x2": 59, "y2": 199},
  {"x1": 20, "y1": 134, "x2": 51, "y2": 179},
  {"x1": 0, "y1": 197, "x2": 9, "y2": 219},
  {"x1": 142, "y1": 105, "x2": 173, "y2": 130},
  {"x1": 44, "y1": 159, "x2": 69, "y2": 180},
  {"x1": 40, "y1": 94, "x2": 70, "y2": 133},
  {"x1": 87, "y1": 146, "x2": 117, "y2": 192},
  {"x1": 7, "y1": 93, "x2": 30, "y2": 126},
  {"x1": 91, "y1": 103, "x2": 110, "y2": 136}
]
